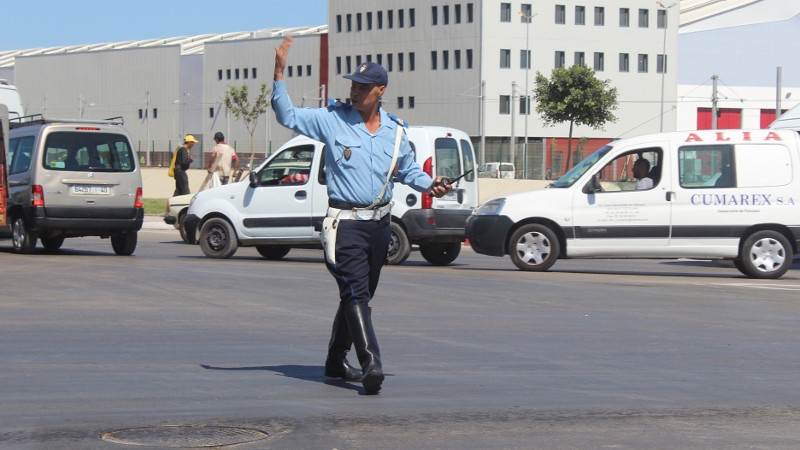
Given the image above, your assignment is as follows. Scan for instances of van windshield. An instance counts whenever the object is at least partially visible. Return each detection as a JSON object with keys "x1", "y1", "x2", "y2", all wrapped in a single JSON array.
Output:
[{"x1": 551, "y1": 145, "x2": 613, "y2": 188}]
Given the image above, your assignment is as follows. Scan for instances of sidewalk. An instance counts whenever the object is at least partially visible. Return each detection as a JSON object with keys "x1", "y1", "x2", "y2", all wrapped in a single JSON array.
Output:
[{"x1": 142, "y1": 215, "x2": 177, "y2": 231}]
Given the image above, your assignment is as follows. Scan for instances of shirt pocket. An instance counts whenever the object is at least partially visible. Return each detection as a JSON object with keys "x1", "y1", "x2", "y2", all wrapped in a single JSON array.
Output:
[{"x1": 333, "y1": 137, "x2": 362, "y2": 169}]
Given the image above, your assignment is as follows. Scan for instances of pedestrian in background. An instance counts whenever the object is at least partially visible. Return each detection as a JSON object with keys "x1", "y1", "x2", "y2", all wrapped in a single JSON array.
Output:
[
  {"x1": 271, "y1": 36, "x2": 451, "y2": 394},
  {"x1": 172, "y1": 134, "x2": 196, "y2": 196},
  {"x1": 208, "y1": 132, "x2": 239, "y2": 185}
]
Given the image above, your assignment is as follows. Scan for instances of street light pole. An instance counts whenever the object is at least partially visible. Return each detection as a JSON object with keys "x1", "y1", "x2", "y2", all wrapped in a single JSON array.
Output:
[
  {"x1": 657, "y1": 2, "x2": 676, "y2": 132},
  {"x1": 519, "y1": 11, "x2": 536, "y2": 178}
]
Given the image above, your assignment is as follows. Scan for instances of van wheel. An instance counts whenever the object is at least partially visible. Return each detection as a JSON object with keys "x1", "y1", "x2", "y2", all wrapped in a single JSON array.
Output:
[
  {"x1": 11, "y1": 217, "x2": 37, "y2": 254},
  {"x1": 111, "y1": 231, "x2": 137, "y2": 256},
  {"x1": 509, "y1": 224, "x2": 560, "y2": 272},
  {"x1": 178, "y1": 211, "x2": 195, "y2": 244},
  {"x1": 257, "y1": 245, "x2": 291, "y2": 260},
  {"x1": 737, "y1": 230, "x2": 793, "y2": 279},
  {"x1": 420, "y1": 242, "x2": 462, "y2": 266},
  {"x1": 41, "y1": 235, "x2": 65, "y2": 251},
  {"x1": 199, "y1": 217, "x2": 238, "y2": 259},
  {"x1": 387, "y1": 221, "x2": 410, "y2": 265}
]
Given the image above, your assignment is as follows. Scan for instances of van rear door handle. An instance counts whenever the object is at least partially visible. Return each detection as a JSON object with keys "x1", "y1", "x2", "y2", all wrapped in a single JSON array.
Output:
[{"x1": 666, "y1": 191, "x2": 675, "y2": 201}]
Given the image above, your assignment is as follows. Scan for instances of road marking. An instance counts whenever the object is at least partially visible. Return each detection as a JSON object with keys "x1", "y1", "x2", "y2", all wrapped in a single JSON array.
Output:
[{"x1": 702, "y1": 282, "x2": 800, "y2": 292}]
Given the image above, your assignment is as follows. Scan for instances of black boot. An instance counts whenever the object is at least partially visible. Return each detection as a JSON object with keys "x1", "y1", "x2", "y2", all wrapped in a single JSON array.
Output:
[
  {"x1": 324, "y1": 305, "x2": 363, "y2": 382},
  {"x1": 344, "y1": 302, "x2": 384, "y2": 394}
]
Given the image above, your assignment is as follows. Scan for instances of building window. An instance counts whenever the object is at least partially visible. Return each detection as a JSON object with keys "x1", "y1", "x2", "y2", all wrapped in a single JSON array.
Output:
[
  {"x1": 500, "y1": 95, "x2": 511, "y2": 114},
  {"x1": 410, "y1": 8, "x2": 415, "y2": 27},
  {"x1": 431, "y1": 51, "x2": 438, "y2": 70},
  {"x1": 443, "y1": 50, "x2": 449, "y2": 69},
  {"x1": 432, "y1": 6, "x2": 438, "y2": 25},
  {"x1": 467, "y1": 3, "x2": 474, "y2": 22},
  {"x1": 619, "y1": 53, "x2": 629, "y2": 72},
  {"x1": 367, "y1": 12, "x2": 373, "y2": 30},
  {"x1": 357, "y1": 13, "x2": 362, "y2": 31},
  {"x1": 378, "y1": 11, "x2": 383, "y2": 29},
  {"x1": 387, "y1": 53, "x2": 393, "y2": 72},
  {"x1": 218, "y1": 69, "x2": 222, "y2": 80},
  {"x1": 594, "y1": 52, "x2": 605, "y2": 71},
  {"x1": 346, "y1": 14, "x2": 352, "y2": 32},
  {"x1": 455, "y1": 4, "x2": 462, "y2": 23},
  {"x1": 397, "y1": 97, "x2": 404, "y2": 109},
  {"x1": 455, "y1": 50, "x2": 461, "y2": 69},
  {"x1": 226, "y1": 69, "x2": 231, "y2": 80},
  {"x1": 555, "y1": 5, "x2": 566, "y2": 24},
  {"x1": 657, "y1": 9, "x2": 668, "y2": 28},
  {"x1": 377, "y1": 54, "x2": 383, "y2": 66},
  {"x1": 519, "y1": 96, "x2": 530, "y2": 115},
  {"x1": 575, "y1": 6, "x2": 585, "y2": 25},
  {"x1": 620, "y1": 8, "x2": 630, "y2": 27},
  {"x1": 244, "y1": 68, "x2": 249, "y2": 79},
  {"x1": 595, "y1": 7, "x2": 605, "y2": 25},
  {"x1": 252, "y1": 68, "x2": 257, "y2": 79},
  {"x1": 336, "y1": 15, "x2": 342, "y2": 33},
  {"x1": 366, "y1": 54, "x2": 372, "y2": 62},
  {"x1": 209, "y1": 107, "x2": 214, "y2": 118},
  {"x1": 410, "y1": 52, "x2": 416, "y2": 71},
  {"x1": 153, "y1": 108, "x2": 158, "y2": 119},
  {"x1": 657, "y1": 54, "x2": 667, "y2": 73},
  {"x1": 500, "y1": 3, "x2": 511, "y2": 22},
  {"x1": 409, "y1": 96, "x2": 415, "y2": 109},
  {"x1": 388, "y1": 9, "x2": 394, "y2": 28},
  {"x1": 399, "y1": 9, "x2": 404, "y2": 28},
  {"x1": 138, "y1": 109, "x2": 143, "y2": 119},
  {"x1": 520, "y1": 49, "x2": 531, "y2": 69},
  {"x1": 638, "y1": 54, "x2": 648, "y2": 72},
  {"x1": 466, "y1": 49, "x2": 473, "y2": 69},
  {"x1": 336, "y1": 57, "x2": 342, "y2": 74},
  {"x1": 521, "y1": 4, "x2": 532, "y2": 22},
  {"x1": 287, "y1": 66, "x2": 293, "y2": 77},
  {"x1": 398, "y1": 53, "x2": 404, "y2": 71},
  {"x1": 555, "y1": 51, "x2": 565, "y2": 68},
  {"x1": 346, "y1": 56, "x2": 352, "y2": 74},
  {"x1": 444, "y1": 5, "x2": 450, "y2": 24},
  {"x1": 306, "y1": 65, "x2": 312, "y2": 76},
  {"x1": 574, "y1": 52, "x2": 585, "y2": 67},
  {"x1": 638, "y1": 9, "x2": 649, "y2": 28},
  {"x1": 500, "y1": 49, "x2": 511, "y2": 68},
  {"x1": 356, "y1": 54, "x2": 363, "y2": 67},
  {"x1": 235, "y1": 68, "x2": 240, "y2": 79}
]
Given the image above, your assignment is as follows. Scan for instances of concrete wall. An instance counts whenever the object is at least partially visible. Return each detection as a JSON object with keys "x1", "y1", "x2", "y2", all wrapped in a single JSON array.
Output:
[{"x1": 141, "y1": 167, "x2": 549, "y2": 201}]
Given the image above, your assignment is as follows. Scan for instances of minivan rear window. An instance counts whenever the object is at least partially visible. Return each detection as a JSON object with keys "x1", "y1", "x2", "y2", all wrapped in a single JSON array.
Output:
[{"x1": 43, "y1": 131, "x2": 136, "y2": 172}]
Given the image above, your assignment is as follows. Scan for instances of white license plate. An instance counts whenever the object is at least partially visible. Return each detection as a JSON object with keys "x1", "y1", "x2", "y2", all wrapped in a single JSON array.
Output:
[{"x1": 72, "y1": 185, "x2": 110, "y2": 195}]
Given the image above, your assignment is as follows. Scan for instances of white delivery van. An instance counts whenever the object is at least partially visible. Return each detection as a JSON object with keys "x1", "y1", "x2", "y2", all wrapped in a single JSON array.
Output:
[
  {"x1": 769, "y1": 104, "x2": 800, "y2": 131},
  {"x1": 478, "y1": 162, "x2": 515, "y2": 179},
  {"x1": 0, "y1": 80, "x2": 24, "y2": 120},
  {"x1": 183, "y1": 126, "x2": 478, "y2": 265},
  {"x1": 466, "y1": 129, "x2": 800, "y2": 279}
]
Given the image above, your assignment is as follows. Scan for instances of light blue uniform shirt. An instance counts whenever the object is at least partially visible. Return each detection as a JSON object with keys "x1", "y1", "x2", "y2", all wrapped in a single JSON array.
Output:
[{"x1": 272, "y1": 80, "x2": 433, "y2": 206}]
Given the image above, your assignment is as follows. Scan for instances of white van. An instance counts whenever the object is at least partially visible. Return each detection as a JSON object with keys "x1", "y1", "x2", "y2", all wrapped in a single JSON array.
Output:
[
  {"x1": 184, "y1": 126, "x2": 478, "y2": 265},
  {"x1": 0, "y1": 80, "x2": 24, "y2": 120},
  {"x1": 466, "y1": 129, "x2": 800, "y2": 279},
  {"x1": 478, "y1": 161, "x2": 515, "y2": 179},
  {"x1": 769, "y1": 104, "x2": 800, "y2": 131}
]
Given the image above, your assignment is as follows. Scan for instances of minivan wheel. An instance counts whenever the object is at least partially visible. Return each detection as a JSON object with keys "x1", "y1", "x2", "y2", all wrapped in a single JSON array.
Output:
[
  {"x1": 199, "y1": 217, "x2": 238, "y2": 259},
  {"x1": 737, "y1": 230, "x2": 793, "y2": 279},
  {"x1": 509, "y1": 224, "x2": 560, "y2": 272},
  {"x1": 111, "y1": 231, "x2": 137, "y2": 256},
  {"x1": 11, "y1": 217, "x2": 37, "y2": 254},
  {"x1": 256, "y1": 245, "x2": 291, "y2": 260},
  {"x1": 40, "y1": 235, "x2": 65, "y2": 251},
  {"x1": 419, "y1": 242, "x2": 462, "y2": 266},
  {"x1": 387, "y1": 221, "x2": 410, "y2": 265}
]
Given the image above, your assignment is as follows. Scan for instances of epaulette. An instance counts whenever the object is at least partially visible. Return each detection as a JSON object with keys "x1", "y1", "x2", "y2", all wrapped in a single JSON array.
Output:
[{"x1": 388, "y1": 113, "x2": 408, "y2": 128}]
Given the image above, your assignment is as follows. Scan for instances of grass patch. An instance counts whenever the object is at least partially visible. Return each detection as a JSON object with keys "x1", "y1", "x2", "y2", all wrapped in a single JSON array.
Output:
[{"x1": 142, "y1": 198, "x2": 168, "y2": 216}]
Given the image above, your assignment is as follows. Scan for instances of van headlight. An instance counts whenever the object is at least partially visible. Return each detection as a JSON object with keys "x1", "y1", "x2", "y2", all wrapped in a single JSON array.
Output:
[{"x1": 474, "y1": 198, "x2": 505, "y2": 215}]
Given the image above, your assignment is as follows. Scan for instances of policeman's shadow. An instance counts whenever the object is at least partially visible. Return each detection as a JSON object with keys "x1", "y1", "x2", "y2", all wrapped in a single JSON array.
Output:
[{"x1": 199, "y1": 364, "x2": 364, "y2": 393}]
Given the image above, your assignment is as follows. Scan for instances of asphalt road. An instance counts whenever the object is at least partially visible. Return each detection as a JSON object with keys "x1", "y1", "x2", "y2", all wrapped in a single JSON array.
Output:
[{"x1": 1, "y1": 223, "x2": 800, "y2": 449}]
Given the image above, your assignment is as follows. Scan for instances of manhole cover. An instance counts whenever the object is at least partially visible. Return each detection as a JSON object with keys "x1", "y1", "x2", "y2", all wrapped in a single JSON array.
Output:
[{"x1": 101, "y1": 425, "x2": 270, "y2": 448}]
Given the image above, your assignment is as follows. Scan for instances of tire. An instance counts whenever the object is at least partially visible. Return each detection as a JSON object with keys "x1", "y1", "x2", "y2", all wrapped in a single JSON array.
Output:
[
  {"x1": 199, "y1": 217, "x2": 238, "y2": 259},
  {"x1": 737, "y1": 230, "x2": 793, "y2": 279},
  {"x1": 508, "y1": 223, "x2": 560, "y2": 272},
  {"x1": 178, "y1": 211, "x2": 195, "y2": 244},
  {"x1": 419, "y1": 242, "x2": 462, "y2": 266},
  {"x1": 387, "y1": 221, "x2": 411, "y2": 265},
  {"x1": 111, "y1": 231, "x2": 137, "y2": 256},
  {"x1": 40, "y1": 235, "x2": 65, "y2": 251},
  {"x1": 256, "y1": 245, "x2": 291, "y2": 260},
  {"x1": 11, "y1": 216, "x2": 37, "y2": 254}
]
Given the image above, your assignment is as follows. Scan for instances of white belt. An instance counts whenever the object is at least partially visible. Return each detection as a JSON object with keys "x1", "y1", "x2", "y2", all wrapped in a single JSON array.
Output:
[{"x1": 326, "y1": 202, "x2": 392, "y2": 221}]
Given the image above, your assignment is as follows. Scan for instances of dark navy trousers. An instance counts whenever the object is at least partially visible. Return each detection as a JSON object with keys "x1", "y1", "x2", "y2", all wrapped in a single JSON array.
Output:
[{"x1": 325, "y1": 215, "x2": 391, "y2": 307}]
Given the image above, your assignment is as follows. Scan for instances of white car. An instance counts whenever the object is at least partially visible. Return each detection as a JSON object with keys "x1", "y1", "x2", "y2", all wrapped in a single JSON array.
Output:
[
  {"x1": 183, "y1": 127, "x2": 479, "y2": 265},
  {"x1": 163, "y1": 193, "x2": 195, "y2": 244}
]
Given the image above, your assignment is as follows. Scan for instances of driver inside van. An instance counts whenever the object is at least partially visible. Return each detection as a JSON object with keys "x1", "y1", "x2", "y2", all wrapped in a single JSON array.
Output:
[{"x1": 632, "y1": 158, "x2": 654, "y2": 190}]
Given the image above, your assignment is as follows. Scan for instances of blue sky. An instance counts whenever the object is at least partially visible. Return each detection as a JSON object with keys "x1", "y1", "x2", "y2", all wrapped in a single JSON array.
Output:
[{"x1": 0, "y1": 0, "x2": 329, "y2": 51}]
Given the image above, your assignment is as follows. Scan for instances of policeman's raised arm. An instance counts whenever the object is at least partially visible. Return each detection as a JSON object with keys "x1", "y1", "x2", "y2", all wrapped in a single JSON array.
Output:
[{"x1": 274, "y1": 36, "x2": 292, "y2": 82}]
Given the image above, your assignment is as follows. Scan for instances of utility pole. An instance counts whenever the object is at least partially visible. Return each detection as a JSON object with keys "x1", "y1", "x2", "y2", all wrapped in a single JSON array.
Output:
[
  {"x1": 510, "y1": 81, "x2": 517, "y2": 167},
  {"x1": 711, "y1": 75, "x2": 719, "y2": 130},
  {"x1": 146, "y1": 90, "x2": 151, "y2": 166}
]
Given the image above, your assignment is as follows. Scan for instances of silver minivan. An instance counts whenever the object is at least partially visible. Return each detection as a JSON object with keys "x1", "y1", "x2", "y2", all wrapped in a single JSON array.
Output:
[{"x1": 1, "y1": 116, "x2": 143, "y2": 254}]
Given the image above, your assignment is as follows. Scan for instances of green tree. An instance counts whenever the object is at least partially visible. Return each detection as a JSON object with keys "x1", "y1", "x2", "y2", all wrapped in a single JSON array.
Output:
[
  {"x1": 533, "y1": 66, "x2": 618, "y2": 171},
  {"x1": 223, "y1": 83, "x2": 271, "y2": 169}
]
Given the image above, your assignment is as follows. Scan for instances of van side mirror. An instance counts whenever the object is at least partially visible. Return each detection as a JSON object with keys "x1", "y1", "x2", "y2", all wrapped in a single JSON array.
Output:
[
  {"x1": 248, "y1": 171, "x2": 258, "y2": 188},
  {"x1": 582, "y1": 174, "x2": 602, "y2": 194}
]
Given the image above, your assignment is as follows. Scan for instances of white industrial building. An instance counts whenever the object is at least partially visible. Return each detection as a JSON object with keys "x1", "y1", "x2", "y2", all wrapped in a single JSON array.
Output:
[{"x1": 0, "y1": 0, "x2": 797, "y2": 179}]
